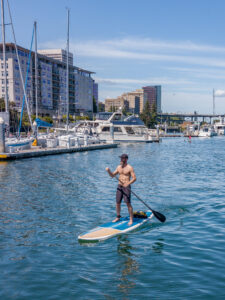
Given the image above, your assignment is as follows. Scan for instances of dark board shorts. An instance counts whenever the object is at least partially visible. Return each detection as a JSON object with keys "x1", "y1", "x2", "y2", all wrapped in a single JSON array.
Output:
[{"x1": 116, "y1": 184, "x2": 131, "y2": 204}]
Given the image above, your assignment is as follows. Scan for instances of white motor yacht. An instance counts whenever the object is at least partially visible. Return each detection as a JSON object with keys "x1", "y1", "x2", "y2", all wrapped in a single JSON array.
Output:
[
  {"x1": 198, "y1": 126, "x2": 216, "y2": 137},
  {"x1": 214, "y1": 117, "x2": 225, "y2": 136},
  {"x1": 73, "y1": 112, "x2": 153, "y2": 143}
]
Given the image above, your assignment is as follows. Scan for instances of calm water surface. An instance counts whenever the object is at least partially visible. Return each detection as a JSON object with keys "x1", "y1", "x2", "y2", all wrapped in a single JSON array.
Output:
[{"x1": 1, "y1": 137, "x2": 225, "y2": 299}]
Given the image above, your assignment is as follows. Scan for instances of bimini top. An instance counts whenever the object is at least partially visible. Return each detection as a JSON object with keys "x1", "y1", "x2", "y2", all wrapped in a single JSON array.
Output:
[{"x1": 112, "y1": 115, "x2": 145, "y2": 126}]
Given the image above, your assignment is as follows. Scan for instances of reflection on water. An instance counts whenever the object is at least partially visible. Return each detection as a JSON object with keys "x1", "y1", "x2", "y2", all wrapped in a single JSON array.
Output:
[
  {"x1": 152, "y1": 238, "x2": 164, "y2": 254},
  {"x1": 116, "y1": 236, "x2": 139, "y2": 298}
]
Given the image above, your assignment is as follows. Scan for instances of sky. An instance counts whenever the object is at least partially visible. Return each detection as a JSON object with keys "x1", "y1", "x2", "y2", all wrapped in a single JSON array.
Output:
[{"x1": 3, "y1": 0, "x2": 225, "y2": 113}]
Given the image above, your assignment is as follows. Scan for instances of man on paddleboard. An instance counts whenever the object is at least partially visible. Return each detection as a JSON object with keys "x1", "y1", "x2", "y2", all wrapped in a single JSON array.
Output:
[{"x1": 106, "y1": 154, "x2": 136, "y2": 226}]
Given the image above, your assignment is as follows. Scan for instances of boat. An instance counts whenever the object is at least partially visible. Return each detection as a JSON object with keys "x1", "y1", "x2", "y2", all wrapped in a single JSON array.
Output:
[
  {"x1": 5, "y1": 136, "x2": 34, "y2": 152},
  {"x1": 198, "y1": 126, "x2": 217, "y2": 137},
  {"x1": 185, "y1": 123, "x2": 199, "y2": 137},
  {"x1": 214, "y1": 117, "x2": 225, "y2": 136},
  {"x1": 78, "y1": 211, "x2": 153, "y2": 242},
  {"x1": 73, "y1": 111, "x2": 154, "y2": 143}
]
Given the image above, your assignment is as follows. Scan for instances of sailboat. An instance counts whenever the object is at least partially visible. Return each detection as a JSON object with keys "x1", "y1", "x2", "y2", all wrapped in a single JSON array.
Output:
[{"x1": 1, "y1": 0, "x2": 35, "y2": 152}]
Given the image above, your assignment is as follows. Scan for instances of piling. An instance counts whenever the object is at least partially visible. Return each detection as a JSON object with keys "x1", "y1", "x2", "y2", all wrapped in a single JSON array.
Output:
[
  {"x1": 0, "y1": 117, "x2": 5, "y2": 153},
  {"x1": 110, "y1": 124, "x2": 114, "y2": 142}
]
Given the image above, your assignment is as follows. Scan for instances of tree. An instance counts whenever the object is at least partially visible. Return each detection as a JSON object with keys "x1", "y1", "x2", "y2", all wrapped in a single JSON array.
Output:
[
  {"x1": 109, "y1": 106, "x2": 116, "y2": 112},
  {"x1": 140, "y1": 101, "x2": 157, "y2": 128},
  {"x1": 0, "y1": 98, "x2": 5, "y2": 111},
  {"x1": 93, "y1": 96, "x2": 97, "y2": 113},
  {"x1": 122, "y1": 106, "x2": 127, "y2": 116},
  {"x1": 98, "y1": 102, "x2": 105, "y2": 112}
]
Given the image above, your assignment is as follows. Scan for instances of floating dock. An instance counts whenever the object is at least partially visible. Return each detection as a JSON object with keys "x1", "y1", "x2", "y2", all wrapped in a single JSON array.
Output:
[{"x1": 0, "y1": 143, "x2": 117, "y2": 161}]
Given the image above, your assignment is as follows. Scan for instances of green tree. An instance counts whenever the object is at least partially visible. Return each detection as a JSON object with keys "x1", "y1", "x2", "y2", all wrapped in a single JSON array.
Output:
[
  {"x1": 42, "y1": 116, "x2": 53, "y2": 124},
  {"x1": 93, "y1": 96, "x2": 97, "y2": 113},
  {"x1": 109, "y1": 105, "x2": 116, "y2": 112},
  {"x1": 140, "y1": 101, "x2": 157, "y2": 128},
  {"x1": 0, "y1": 98, "x2": 5, "y2": 111},
  {"x1": 122, "y1": 106, "x2": 127, "y2": 116},
  {"x1": 98, "y1": 102, "x2": 105, "y2": 112}
]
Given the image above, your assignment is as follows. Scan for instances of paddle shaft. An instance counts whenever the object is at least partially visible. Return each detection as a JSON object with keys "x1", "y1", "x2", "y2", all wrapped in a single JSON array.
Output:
[
  {"x1": 115, "y1": 175, "x2": 166, "y2": 223},
  {"x1": 116, "y1": 176, "x2": 153, "y2": 210}
]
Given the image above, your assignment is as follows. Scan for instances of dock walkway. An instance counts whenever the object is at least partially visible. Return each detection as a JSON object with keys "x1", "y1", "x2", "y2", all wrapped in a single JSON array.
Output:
[{"x1": 0, "y1": 143, "x2": 117, "y2": 161}]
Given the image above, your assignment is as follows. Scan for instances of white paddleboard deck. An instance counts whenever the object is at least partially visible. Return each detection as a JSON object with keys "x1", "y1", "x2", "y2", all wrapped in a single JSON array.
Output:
[{"x1": 78, "y1": 211, "x2": 153, "y2": 242}]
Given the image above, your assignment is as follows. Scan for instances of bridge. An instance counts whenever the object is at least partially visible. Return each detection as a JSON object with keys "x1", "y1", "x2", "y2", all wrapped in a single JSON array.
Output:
[{"x1": 158, "y1": 113, "x2": 225, "y2": 124}]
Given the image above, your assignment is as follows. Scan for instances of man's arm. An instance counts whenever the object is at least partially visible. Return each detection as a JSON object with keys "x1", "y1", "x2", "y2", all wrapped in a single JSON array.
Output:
[
  {"x1": 106, "y1": 166, "x2": 119, "y2": 178},
  {"x1": 124, "y1": 166, "x2": 136, "y2": 187}
]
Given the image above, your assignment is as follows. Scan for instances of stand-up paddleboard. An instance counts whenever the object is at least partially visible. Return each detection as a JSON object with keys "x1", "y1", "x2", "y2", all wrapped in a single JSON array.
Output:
[{"x1": 78, "y1": 211, "x2": 153, "y2": 242}]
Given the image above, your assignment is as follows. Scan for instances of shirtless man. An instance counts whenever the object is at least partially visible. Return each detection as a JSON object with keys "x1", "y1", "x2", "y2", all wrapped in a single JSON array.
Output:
[{"x1": 106, "y1": 154, "x2": 136, "y2": 226}]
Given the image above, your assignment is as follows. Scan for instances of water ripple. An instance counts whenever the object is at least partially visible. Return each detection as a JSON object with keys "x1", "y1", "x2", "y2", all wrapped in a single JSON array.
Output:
[{"x1": 1, "y1": 137, "x2": 225, "y2": 299}]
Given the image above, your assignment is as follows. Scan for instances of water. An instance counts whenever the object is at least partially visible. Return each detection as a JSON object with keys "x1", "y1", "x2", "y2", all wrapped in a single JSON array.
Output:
[{"x1": 1, "y1": 137, "x2": 225, "y2": 299}]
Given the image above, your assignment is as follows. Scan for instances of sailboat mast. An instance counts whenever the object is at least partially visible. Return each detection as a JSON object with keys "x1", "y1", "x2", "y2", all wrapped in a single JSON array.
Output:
[
  {"x1": 1, "y1": 0, "x2": 8, "y2": 113},
  {"x1": 213, "y1": 88, "x2": 215, "y2": 115},
  {"x1": 66, "y1": 8, "x2": 70, "y2": 134},
  {"x1": 34, "y1": 21, "x2": 38, "y2": 119}
]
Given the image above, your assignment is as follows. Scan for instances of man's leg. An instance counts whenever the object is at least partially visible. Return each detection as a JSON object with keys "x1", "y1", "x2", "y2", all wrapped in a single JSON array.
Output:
[
  {"x1": 113, "y1": 185, "x2": 122, "y2": 222},
  {"x1": 123, "y1": 185, "x2": 133, "y2": 225},
  {"x1": 127, "y1": 203, "x2": 133, "y2": 226},
  {"x1": 112, "y1": 203, "x2": 121, "y2": 222}
]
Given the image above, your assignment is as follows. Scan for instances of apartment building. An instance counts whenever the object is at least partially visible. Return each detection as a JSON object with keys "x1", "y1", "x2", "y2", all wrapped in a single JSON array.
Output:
[
  {"x1": 122, "y1": 89, "x2": 143, "y2": 113},
  {"x1": 0, "y1": 43, "x2": 94, "y2": 116},
  {"x1": 105, "y1": 86, "x2": 161, "y2": 114},
  {"x1": 105, "y1": 97, "x2": 129, "y2": 112}
]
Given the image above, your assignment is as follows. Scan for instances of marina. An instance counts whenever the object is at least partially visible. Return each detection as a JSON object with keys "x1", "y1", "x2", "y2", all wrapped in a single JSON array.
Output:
[
  {"x1": 1, "y1": 0, "x2": 225, "y2": 299},
  {"x1": 1, "y1": 137, "x2": 225, "y2": 299}
]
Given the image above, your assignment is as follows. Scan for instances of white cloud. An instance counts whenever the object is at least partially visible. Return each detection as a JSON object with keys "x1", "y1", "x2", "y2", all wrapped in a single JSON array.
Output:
[
  {"x1": 40, "y1": 37, "x2": 225, "y2": 113},
  {"x1": 215, "y1": 89, "x2": 225, "y2": 97},
  {"x1": 95, "y1": 77, "x2": 193, "y2": 86},
  {"x1": 40, "y1": 37, "x2": 225, "y2": 68}
]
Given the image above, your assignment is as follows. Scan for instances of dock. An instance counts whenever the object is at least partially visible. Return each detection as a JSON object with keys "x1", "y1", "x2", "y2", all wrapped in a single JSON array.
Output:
[{"x1": 0, "y1": 143, "x2": 117, "y2": 161}]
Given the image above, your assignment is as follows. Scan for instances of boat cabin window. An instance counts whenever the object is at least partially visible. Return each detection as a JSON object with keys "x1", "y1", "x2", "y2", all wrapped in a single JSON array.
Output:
[
  {"x1": 125, "y1": 127, "x2": 135, "y2": 134},
  {"x1": 114, "y1": 127, "x2": 122, "y2": 132},
  {"x1": 112, "y1": 114, "x2": 123, "y2": 121},
  {"x1": 102, "y1": 126, "x2": 110, "y2": 132}
]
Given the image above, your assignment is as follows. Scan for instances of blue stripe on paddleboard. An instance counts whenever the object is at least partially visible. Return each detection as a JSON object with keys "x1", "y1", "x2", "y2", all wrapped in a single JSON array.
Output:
[{"x1": 101, "y1": 212, "x2": 153, "y2": 230}]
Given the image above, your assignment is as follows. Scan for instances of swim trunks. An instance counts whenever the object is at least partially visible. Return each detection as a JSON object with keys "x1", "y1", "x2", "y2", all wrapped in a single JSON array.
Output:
[{"x1": 116, "y1": 184, "x2": 131, "y2": 204}]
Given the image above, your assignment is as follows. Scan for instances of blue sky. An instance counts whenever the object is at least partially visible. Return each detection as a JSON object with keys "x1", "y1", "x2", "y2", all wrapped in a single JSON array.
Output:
[{"x1": 4, "y1": 0, "x2": 225, "y2": 113}]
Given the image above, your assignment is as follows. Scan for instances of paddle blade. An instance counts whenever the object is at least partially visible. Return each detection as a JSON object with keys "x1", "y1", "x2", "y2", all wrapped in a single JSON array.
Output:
[{"x1": 152, "y1": 210, "x2": 166, "y2": 223}]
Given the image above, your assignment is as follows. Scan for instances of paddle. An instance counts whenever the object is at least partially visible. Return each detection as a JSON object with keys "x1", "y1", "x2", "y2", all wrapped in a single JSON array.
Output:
[{"x1": 115, "y1": 175, "x2": 166, "y2": 223}]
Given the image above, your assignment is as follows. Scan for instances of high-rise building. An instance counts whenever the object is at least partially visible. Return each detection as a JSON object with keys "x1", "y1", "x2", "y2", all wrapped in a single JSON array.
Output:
[
  {"x1": 0, "y1": 43, "x2": 95, "y2": 116},
  {"x1": 142, "y1": 85, "x2": 161, "y2": 113},
  {"x1": 93, "y1": 81, "x2": 98, "y2": 102},
  {"x1": 38, "y1": 49, "x2": 73, "y2": 66}
]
